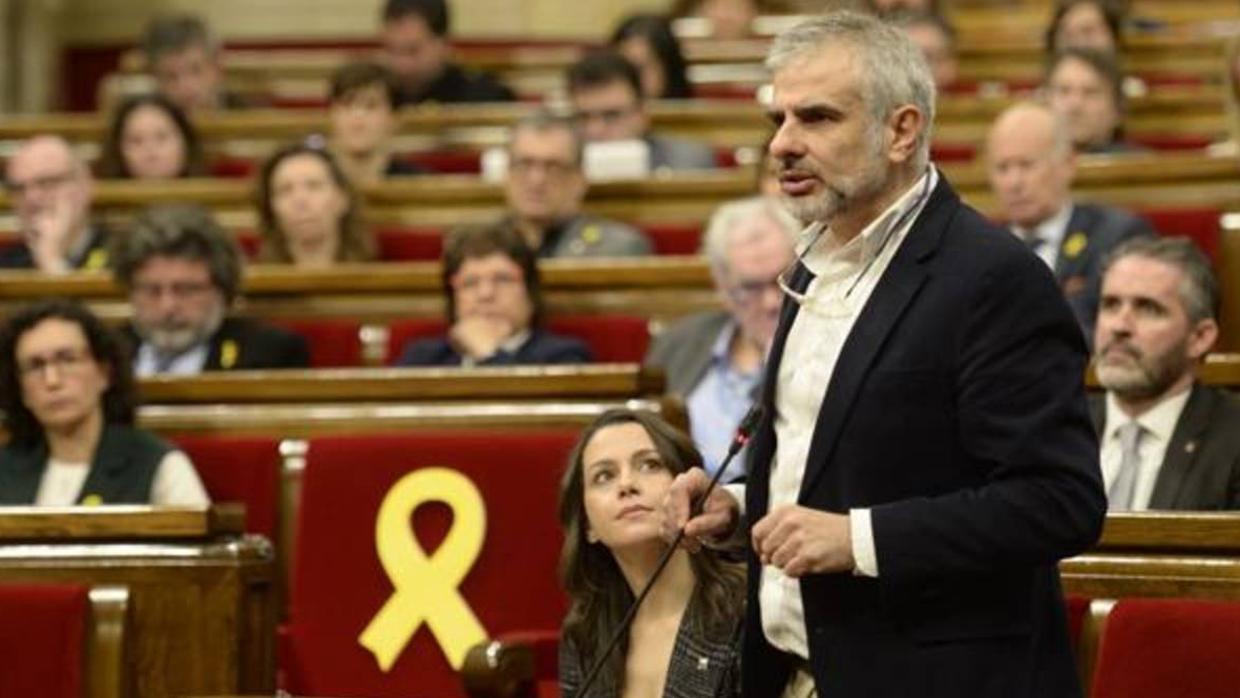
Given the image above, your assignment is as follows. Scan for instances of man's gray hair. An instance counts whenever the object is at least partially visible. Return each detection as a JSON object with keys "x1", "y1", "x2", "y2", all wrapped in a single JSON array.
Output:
[
  {"x1": 508, "y1": 111, "x2": 585, "y2": 167},
  {"x1": 1102, "y1": 236, "x2": 1218, "y2": 323},
  {"x1": 701, "y1": 196, "x2": 800, "y2": 275},
  {"x1": 766, "y1": 11, "x2": 937, "y2": 169},
  {"x1": 112, "y1": 204, "x2": 243, "y2": 305}
]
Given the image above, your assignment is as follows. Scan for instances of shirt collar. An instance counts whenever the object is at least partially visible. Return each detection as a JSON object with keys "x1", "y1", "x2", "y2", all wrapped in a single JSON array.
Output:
[
  {"x1": 709, "y1": 320, "x2": 739, "y2": 364},
  {"x1": 1104, "y1": 386, "x2": 1193, "y2": 444},
  {"x1": 1013, "y1": 202, "x2": 1073, "y2": 250}
]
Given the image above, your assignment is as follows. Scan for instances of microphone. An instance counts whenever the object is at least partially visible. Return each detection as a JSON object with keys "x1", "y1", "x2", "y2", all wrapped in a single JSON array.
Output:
[{"x1": 571, "y1": 404, "x2": 766, "y2": 698}]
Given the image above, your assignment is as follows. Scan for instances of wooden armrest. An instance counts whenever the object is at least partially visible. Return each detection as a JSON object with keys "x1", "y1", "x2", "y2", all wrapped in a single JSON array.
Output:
[{"x1": 461, "y1": 635, "x2": 539, "y2": 698}]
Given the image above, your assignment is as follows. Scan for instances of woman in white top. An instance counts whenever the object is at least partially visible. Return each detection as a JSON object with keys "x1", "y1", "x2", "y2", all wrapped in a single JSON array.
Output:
[{"x1": 0, "y1": 299, "x2": 209, "y2": 506}]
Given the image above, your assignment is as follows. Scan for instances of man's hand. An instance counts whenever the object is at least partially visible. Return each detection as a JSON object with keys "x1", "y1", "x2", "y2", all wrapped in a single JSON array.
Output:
[
  {"x1": 661, "y1": 468, "x2": 739, "y2": 552},
  {"x1": 752, "y1": 505, "x2": 854, "y2": 577},
  {"x1": 23, "y1": 195, "x2": 77, "y2": 273},
  {"x1": 449, "y1": 316, "x2": 514, "y2": 359}
]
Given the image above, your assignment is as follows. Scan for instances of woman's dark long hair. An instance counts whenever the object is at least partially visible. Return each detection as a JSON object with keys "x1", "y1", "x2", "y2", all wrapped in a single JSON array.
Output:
[
  {"x1": 557, "y1": 408, "x2": 745, "y2": 696},
  {"x1": 610, "y1": 14, "x2": 693, "y2": 99},
  {"x1": 97, "y1": 93, "x2": 206, "y2": 179},
  {"x1": 0, "y1": 299, "x2": 136, "y2": 449},
  {"x1": 255, "y1": 141, "x2": 375, "y2": 264}
]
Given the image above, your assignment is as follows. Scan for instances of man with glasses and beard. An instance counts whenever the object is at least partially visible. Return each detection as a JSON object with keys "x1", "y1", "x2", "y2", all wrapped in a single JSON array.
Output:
[
  {"x1": 1092, "y1": 237, "x2": 1240, "y2": 510},
  {"x1": 112, "y1": 205, "x2": 309, "y2": 375}
]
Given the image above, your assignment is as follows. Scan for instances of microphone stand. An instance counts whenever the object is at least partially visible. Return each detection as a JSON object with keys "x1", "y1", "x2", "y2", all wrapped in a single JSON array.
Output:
[{"x1": 572, "y1": 405, "x2": 765, "y2": 698}]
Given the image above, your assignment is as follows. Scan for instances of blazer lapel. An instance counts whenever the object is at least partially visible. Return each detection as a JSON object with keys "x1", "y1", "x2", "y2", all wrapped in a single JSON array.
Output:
[
  {"x1": 1149, "y1": 384, "x2": 1212, "y2": 509},
  {"x1": 1054, "y1": 205, "x2": 1090, "y2": 281},
  {"x1": 797, "y1": 178, "x2": 953, "y2": 501}
]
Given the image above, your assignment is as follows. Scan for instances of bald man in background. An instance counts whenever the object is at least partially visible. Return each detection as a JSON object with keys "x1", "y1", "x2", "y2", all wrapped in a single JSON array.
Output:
[
  {"x1": 2, "y1": 136, "x2": 109, "y2": 273},
  {"x1": 986, "y1": 101, "x2": 1151, "y2": 340}
]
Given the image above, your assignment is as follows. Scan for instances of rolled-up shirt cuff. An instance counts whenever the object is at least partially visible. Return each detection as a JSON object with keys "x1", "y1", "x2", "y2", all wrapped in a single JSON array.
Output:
[{"x1": 850, "y1": 507, "x2": 878, "y2": 577}]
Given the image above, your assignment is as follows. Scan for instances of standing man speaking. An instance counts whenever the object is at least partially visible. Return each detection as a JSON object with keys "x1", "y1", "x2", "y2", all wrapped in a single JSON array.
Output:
[{"x1": 665, "y1": 12, "x2": 1105, "y2": 698}]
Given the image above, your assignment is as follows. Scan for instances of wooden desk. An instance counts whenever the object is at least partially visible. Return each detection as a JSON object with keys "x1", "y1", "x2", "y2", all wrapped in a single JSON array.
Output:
[{"x1": 0, "y1": 505, "x2": 276, "y2": 698}]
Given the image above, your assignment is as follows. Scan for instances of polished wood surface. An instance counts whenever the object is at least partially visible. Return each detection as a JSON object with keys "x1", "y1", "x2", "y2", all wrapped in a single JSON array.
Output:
[
  {"x1": 0, "y1": 503, "x2": 244, "y2": 540},
  {"x1": 88, "y1": 586, "x2": 131, "y2": 698}
]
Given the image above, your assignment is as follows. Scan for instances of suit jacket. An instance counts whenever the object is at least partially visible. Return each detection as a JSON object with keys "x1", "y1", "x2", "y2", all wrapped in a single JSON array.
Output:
[
  {"x1": 644, "y1": 310, "x2": 733, "y2": 396},
  {"x1": 395, "y1": 63, "x2": 515, "y2": 107},
  {"x1": 538, "y1": 214, "x2": 652, "y2": 258},
  {"x1": 743, "y1": 175, "x2": 1106, "y2": 698},
  {"x1": 1055, "y1": 202, "x2": 1153, "y2": 341},
  {"x1": 0, "y1": 224, "x2": 111, "y2": 271},
  {"x1": 124, "y1": 317, "x2": 310, "y2": 371},
  {"x1": 396, "y1": 328, "x2": 593, "y2": 367},
  {"x1": 646, "y1": 134, "x2": 718, "y2": 171},
  {"x1": 559, "y1": 609, "x2": 742, "y2": 698},
  {"x1": 1089, "y1": 384, "x2": 1240, "y2": 510}
]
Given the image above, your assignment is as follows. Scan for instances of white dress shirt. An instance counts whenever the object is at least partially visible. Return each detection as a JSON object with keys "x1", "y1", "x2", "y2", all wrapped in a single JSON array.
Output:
[
  {"x1": 134, "y1": 342, "x2": 210, "y2": 377},
  {"x1": 1011, "y1": 202, "x2": 1073, "y2": 272},
  {"x1": 1100, "y1": 389, "x2": 1192, "y2": 510},
  {"x1": 750, "y1": 168, "x2": 937, "y2": 659},
  {"x1": 34, "y1": 450, "x2": 211, "y2": 506}
]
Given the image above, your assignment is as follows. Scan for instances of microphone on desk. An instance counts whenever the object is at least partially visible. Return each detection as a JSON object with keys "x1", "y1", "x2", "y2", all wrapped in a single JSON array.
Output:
[{"x1": 572, "y1": 404, "x2": 766, "y2": 698}]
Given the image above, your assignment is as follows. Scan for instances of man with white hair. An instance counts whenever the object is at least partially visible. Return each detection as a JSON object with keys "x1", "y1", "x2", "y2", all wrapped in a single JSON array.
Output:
[
  {"x1": 1, "y1": 136, "x2": 107, "y2": 272},
  {"x1": 1092, "y1": 237, "x2": 1240, "y2": 510},
  {"x1": 987, "y1": 101, "x2": 1151, "y2": 340},
  {"x1": 645, "y1": 196, "x2": 797, "y2": 479},
  {"x1": 665, "y1": 11, "x2": 1104, "y2": 698}
]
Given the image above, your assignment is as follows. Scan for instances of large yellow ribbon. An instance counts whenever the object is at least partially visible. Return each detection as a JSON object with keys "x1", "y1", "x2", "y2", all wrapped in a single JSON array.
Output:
[{"x1": 358, "y1": 467, "x2": 489, "y2": 672}]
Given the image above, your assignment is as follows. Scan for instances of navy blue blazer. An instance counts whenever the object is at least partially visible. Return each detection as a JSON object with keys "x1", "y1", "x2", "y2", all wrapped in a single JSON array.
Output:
[
  {"x1": 1055, "y1": 203, "x2": 1152, "y2": 342},
  {"x1": 396, "y1": 328, "x2": 593, "y2": 367},
  {"x1": 742, "y1": 175, "x2": 1106, "y2": 698}
]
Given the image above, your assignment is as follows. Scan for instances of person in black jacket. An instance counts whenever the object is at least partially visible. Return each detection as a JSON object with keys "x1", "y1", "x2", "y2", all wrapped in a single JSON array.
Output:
[
  {"x1": 379, "y1": 0, "x2": 515, "y2": 106},
  {"x1": 111, "y1": 204, "x2": 310, "y2": 375},
  {"x1": 396, "y1": 222, "x2": 592, "y2": 366}
]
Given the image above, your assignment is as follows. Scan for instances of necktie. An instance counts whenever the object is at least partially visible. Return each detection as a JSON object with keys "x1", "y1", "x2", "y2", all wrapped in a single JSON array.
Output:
[
  {"x1": 1109, "y1": 422, "x2": 1144, "y2": 510},
  {"x1": 1024, "y1": 234, "x2": 1044, "y2": 253}
]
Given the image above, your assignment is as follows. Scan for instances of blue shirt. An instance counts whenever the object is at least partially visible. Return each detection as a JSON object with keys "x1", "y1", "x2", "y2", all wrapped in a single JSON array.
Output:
[{"x1": 685, "y1": 321, "x2": 762, "y2": 482}]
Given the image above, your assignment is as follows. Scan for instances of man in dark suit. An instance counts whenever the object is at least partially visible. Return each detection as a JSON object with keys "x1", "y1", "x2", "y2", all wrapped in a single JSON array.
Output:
[
  {"x1": 665, "y1": 12, "x2": 1105, "y2": 698},
  {"x1": 1092, "y1": 236, "x2": 1240, "y2": 510},
  {"x1": 987, "y1": 101, "x2": 1152, "y2": 341},
  {"x1": 111, "y1": 205, "x2": 309, "y2": 375},
  {"x1": 644, "y1": 196, "x2": 797, "y2": 478}
]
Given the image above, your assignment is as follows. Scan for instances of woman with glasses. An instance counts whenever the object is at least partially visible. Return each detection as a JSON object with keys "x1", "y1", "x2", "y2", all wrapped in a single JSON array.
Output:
[
  {"x1": 394, "y1": 223, "x2": 593, "y2": 366},
  {"x1": 558, "y1": 408, "x2": 744, "y2": 698},
  {"x1": 0, "y1": 299, "x2": 209, "y2": 506}
]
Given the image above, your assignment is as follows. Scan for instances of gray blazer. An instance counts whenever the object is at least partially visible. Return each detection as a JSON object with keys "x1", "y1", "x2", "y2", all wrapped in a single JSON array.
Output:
[
  {"x1": 1090, "y1": 384, "x2": 1240, "y2": 510},
  {"x1": 647, "y1": 134, "x2": 718, "y2": 171},
  {"x1": 645, "y1": 310, "x2": 733, "y2": 397},
  {"x1": 540, "y1": 214, "x2": 652, "y2": 258}
]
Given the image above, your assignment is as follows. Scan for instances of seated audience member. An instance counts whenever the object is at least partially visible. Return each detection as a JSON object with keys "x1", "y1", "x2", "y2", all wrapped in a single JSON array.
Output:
[
  {"x1": 1045, "y1": 47, "x2": 1143, "y2": 154},
  {"x1": 111, "y1": 204, "x2": 310, "y2": 375},
  {"x1": 610, "y1": 14, "x2": 693, "y2": 100},
  {"x1": 141, "y1": 13, "x2": 251, "y2": 113},
  {"x1": 987, "y1": 101, "x2": 1151, "y2": 339},
  {"x1": 379, "y1": 0, "x2": 514, "y2": 106},
  {"x1": 558, "y1": 408, "x2": 744, "y2": 698},
  {"x1": 1, "y1": 136, "x2": 108, "y2": 272},
  {"x1": 888, "y1": 10, "x2": 959, "y2": 90},
  {"x1": 502, "y1": 113, "x2": 651, "y2": 258},
  {"x1": 0, "y1": 299, "x2": 209, "y2": 506},
  {"x1": 97, "y1": 94, "x2": 206, "y2": 180},
  {"x1": 645, "y1": 197, "x2": 797, "y2": 478},
  {"x1": 327, "y1": 61, "x2": 424, "y2": 184},
  {"x1": 396, "y1": 223, "x2": 592, "y2": 366},
  {"x1": 1045, "y1": 0, "x2": 1122, "y2": 54},
  {"x1": 256, "y1": 142, "x2": 375, "y2": 267},
  {"x1": 1092, "y1": 237, "x2": 1240, "y2": 510},
  {"x1": 566, "y1": 51, "x2": 716, "y2": 172},
  {"x1": 670, "y1": 0, "x2": 762, "y2": 40}
]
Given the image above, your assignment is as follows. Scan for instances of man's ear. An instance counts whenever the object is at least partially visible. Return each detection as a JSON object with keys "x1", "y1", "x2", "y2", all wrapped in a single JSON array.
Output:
[
  {"x1": 1188, "y1": 318, "x2": 1219, "y2": 361},
  {"x1": 886, "y1": 105, "x2": 925, "y2": 164}
]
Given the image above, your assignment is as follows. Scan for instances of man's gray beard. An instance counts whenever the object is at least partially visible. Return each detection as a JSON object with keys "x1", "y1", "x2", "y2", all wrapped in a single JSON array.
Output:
[
  {"x1": 1094, "y1": 344, "x2": 1190, "y2": 403},
  {"x1": 136, "y1": 303, "x2": 226, "y2": 358}
]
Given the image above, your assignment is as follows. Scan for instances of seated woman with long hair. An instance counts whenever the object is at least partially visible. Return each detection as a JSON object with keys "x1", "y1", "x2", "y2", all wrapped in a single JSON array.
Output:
[
  {"x1": 610, "y1": 14, "x2": 693, "y2": 100},
  {"x1": 255, "y1": 141, "x2": 375, "y2": 267},
  {"x1": 396, "y1": 223, "x2": 593, "y2": 366},
  {"x1": 0, "y1": 299, "x2": 209, "y2": 506},
  {"x1": 97, "y1": 93, "x2": 206, "y2": 180},
  {"x1": 558, "y1": 408, "x2": 744, "y2": 698}
]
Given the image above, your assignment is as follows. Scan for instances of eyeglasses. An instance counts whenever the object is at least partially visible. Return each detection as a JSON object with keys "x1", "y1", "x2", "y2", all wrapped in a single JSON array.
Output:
[
  {"x1": 726, "y1": 276, "x2": 782, "y2": 305},
  {"x1": 131, "y1": 281, "x2": 214, "y2": 301},
  {"x1": 451, "y1": 271, "x2": 523, "y2": 294},
  {"x1": 509, "y1": 157, "x2": 578, "y2": 178},
  {"x1": 17, "y1": 347, "x2": 93, "y2": 380},
  {"x1": 5, "y1": 170, "x2": 77, "y2": 197}
]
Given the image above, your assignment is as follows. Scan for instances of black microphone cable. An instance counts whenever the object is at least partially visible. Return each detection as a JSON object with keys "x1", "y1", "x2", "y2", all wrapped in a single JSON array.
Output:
[{"x1": 572, "y1": 404, "x2": 766, "y2": 698}]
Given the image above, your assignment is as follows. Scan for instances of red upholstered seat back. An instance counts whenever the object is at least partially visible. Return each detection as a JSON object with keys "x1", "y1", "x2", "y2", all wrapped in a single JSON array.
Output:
[
  {"x1": 1091, "y1": 597, "x2": 1240, "y2": 698},
  {"x1": 283, "y1": 430, "x2": 577, "y2": 698},
  {"x1": 375, "y1": 225, "x2": 446, "y2": 261},
  {"x1": 170, "y1": 435, "x2": 283, "y2": 541},
  {"x1": 641, "y1": 224, "x2": 703, "y2": 255},
  {"x1": 386, "y1": 314, "x2": 650, "y2": 364},
  {"x1": 1139, "y1": 208, "x2": 1221, "y2": 261},
  {"x1": 272, "y1": 319, "x2": 364, "y2": 367},
  {"x1": 1064, "y1": 594, "x2": 1089, "y2": 651},
  {"x1": 0, "y1": 583, "x2": 89, "y2": 698}
]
